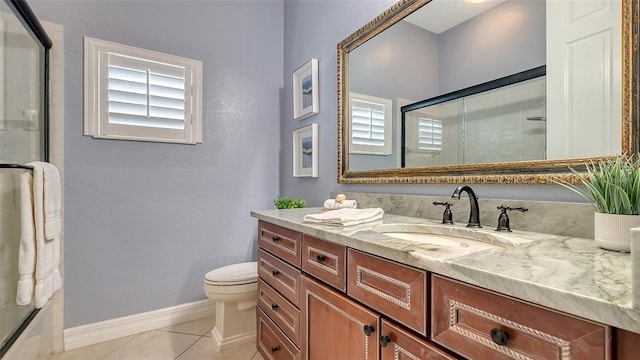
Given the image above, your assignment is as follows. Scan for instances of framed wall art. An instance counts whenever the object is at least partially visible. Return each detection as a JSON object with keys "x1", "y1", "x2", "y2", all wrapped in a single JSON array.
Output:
[
  {"x1": 292, "y1": 58, "x2": 319, "y2": 120},
  {"x1": 292, "y1": 123, "x2": 318, "y2": 177}
]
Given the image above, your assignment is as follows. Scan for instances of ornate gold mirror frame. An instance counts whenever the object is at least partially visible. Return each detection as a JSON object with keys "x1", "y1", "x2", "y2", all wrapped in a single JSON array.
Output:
[{"x1": 337, "y1": 0, "x2": 639, "y2": 184}]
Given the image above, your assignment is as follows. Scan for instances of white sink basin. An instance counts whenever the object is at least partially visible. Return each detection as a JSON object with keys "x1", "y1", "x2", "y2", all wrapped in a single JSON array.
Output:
[{"x1": 373, "y1": 223, "x2": 527, "y2": 248}]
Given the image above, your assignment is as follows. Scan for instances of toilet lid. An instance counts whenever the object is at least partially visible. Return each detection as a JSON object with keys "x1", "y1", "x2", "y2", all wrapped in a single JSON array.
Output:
[{"x1": 205, "y1": 262, "x2": 258, "y2": 285}]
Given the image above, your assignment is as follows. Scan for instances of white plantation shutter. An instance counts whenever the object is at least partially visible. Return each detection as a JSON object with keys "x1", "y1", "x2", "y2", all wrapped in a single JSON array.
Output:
[
  {"x1": 85, "y1": 37, "x2": 202, "y2": 144},
  {"x1": 106, "y1": 54, "x2": 188, "y2": 130},
  {"x1": 418, "y1": 118, "x2": 443, "y2": 151},
  {"x1": 349, "y1": 93, "x2": 392, "y2": 155},
  {"x1": 352, "y1": 104, "x2": 385, "y2": 146}
]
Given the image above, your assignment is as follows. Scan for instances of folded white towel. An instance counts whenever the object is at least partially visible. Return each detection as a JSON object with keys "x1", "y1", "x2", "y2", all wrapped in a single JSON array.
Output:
[
  {"x1": 42, "y1": 163, "x2": 61, "y2": 240},
  {"x1": 17, "y1": 162, "x2": 62, "y2": 308},
  {"x1": 323, "y1": 199, "x2": 357, "y2": 210},
  {"x1": 17, "y1": 171, "x2": 35, "y2": 306},
  {"x1": 0, "y1": 172, "x2": 21, "y2": 308},
  {"x1": 304, "y1": 207, "x2": 384, "y2": 227}
]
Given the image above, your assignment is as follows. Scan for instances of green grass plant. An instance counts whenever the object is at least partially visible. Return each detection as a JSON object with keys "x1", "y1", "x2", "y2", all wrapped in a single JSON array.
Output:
[
  {"x1": 273, "y1": 196, "x2": 307, "y2": 209},
  {"x1": 557, "y1": 155, "x2": 640, "y2": 215}
]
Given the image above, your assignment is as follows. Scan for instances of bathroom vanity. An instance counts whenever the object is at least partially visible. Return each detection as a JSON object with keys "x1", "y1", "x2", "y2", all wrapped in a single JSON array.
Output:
[{"x1": 252, "y1": 208, "x2": 640, "y2": 360}]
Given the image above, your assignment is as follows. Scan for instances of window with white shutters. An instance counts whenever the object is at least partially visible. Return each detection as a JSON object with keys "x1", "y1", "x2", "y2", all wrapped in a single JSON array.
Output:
[
  {"x1": 84, "y1": 37, "x2": 202, "y2": 144},
  {"x1": 418, "y1": 117, "x2": 443, "y2": 151},
  {"x1": 349, "y1": 93, "x2": 392, "y2": 155}
]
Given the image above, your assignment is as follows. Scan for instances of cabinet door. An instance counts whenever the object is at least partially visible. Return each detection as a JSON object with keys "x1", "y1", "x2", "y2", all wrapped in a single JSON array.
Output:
[
  {"x1": 432, "y1": 275, "x2": 611, "y2": 360},
  {"x1": 301, "y1": 275, "x2": 380, "y2": 360},
  {"x1": 380, "y1": 319, "x2": 458, "y2": 360},
  {"x1": 614, "y1": 328, "x2": 640, "y2": 359}
]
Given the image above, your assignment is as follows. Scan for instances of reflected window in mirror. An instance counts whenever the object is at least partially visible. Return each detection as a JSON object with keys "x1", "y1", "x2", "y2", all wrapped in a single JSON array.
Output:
[
  {"x1": 349, "y1": 93, "x2": 395, "y2": 170},
  {"x1": 417, "y1": 118, "x2": 443, "y2": 152}
]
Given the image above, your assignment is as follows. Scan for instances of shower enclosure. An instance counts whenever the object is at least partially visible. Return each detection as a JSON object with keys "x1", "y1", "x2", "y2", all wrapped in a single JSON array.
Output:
[
  {"x1": 0, "y1": 0, "x2": 51, "y2": 357},
  {"x1": 402, "y1": 66, "x2": 546, "y2": 168}
]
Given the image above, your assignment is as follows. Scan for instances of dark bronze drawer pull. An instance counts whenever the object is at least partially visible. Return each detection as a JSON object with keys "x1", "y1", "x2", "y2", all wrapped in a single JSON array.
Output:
[
  {"x1": 363, "y1": 324, "x2": 375, "y2": 336},
  {"x1": 271, "y1": 346, "x2": 279, "y2": 353},
  {"x1": 490, "y1": 328, "x2": 509, "y2": 346},
  {"x1": 380, "y1": 335, "x2": 392, "y2": 347},
  {"x1": 271, "y1": 303, "x2": 279, "y2": 311},
  {"x1": 272, "y1": 236, "x2": 279, "y2": 242},
  {"x1": 316, "y1": 255, "x2": 326, "y2": 263},
  {"x1": 272, "y1": 270, "x2": 280, "y2": 277}
]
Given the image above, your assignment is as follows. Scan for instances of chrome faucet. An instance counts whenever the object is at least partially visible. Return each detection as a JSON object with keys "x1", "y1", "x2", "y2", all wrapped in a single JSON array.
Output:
[{"x1": 451, "y1": 185, "x2": 482, "y2": 228}]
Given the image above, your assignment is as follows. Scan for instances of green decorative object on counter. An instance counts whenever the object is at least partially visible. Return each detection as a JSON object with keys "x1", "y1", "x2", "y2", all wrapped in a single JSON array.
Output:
[
  {"x1": 556, "y1": 155, "x2": 640, "y2": 252},
  {"x1": 273, "y1": 196, "x2": 307, "y2": 209},
  {"x1": 558, "y1": 155, "x2": 640, "y2": 215}
]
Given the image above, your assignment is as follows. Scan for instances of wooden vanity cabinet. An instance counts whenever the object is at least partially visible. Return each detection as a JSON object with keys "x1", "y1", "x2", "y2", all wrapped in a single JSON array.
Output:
[
  {"x1": 257, "y1": 219, "x2": 621, "y2": 360},
  {"x1": 431, "y1": 275, "x2": 611, "y2": 360}
]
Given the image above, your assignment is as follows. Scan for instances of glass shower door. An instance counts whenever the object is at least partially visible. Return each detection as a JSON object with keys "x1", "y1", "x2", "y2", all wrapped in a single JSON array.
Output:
[{"x1": 0, "y1": 0, "x2": 49, "y2": 353}]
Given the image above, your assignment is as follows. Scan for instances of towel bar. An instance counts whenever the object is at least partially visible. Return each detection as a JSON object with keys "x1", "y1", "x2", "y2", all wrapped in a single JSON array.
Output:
[{"x1": 0, "y1": 164, "x2": 33, "y2": 170}]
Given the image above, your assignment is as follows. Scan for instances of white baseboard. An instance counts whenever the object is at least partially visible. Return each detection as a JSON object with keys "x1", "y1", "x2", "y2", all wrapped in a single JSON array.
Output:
[{"x1": 63, "y1": 299, "x2": 216, "y2": 351}]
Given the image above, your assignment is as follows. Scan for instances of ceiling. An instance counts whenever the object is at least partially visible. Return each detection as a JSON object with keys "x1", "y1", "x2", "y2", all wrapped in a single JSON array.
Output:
[{"x1": 404, "y1": 0, "x2": 507, "y2": 34}]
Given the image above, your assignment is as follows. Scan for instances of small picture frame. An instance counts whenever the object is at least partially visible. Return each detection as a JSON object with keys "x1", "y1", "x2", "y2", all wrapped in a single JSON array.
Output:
[
  {"x1": 292, "y1": 123, "x2": 318, "y2": 177},
  {"x1": 293, "y1": 58, "x2": 319, "y2": 120}
]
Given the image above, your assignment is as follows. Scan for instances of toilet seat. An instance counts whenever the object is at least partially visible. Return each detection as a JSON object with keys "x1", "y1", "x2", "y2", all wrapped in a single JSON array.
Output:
[{"x1": 205, "y1": 262, "x2": 257, "y2": 286}]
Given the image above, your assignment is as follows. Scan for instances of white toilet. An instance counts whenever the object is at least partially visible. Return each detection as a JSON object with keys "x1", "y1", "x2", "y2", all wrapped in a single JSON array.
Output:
[{"x1": 204, "y1": 261, "x2": 258, "y2": 352}]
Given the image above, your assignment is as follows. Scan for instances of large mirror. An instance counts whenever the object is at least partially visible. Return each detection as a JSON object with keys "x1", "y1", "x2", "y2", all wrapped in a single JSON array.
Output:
[{"x1": 338, "y1": 0, "x2": 638, "y2": 184}]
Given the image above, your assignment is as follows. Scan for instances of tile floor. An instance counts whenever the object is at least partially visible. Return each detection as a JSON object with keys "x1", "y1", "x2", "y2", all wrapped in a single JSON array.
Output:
[{"x1": 50, "y1": 316, "x2": 264, "y2": 360}]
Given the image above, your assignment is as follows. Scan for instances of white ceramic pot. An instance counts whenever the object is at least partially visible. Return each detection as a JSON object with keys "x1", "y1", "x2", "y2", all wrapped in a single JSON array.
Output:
[
  {"x1": 594, "y1": 212, "x2": 640, "y2": 252},
  {"x1": 631, "y1": 227, "x2": 640, "y2": 308}
]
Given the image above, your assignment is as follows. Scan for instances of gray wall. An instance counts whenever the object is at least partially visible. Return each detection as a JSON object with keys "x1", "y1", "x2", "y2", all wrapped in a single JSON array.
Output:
[
  {"x1": 29, "y1": 0, "x2": 283, "y2": 328},
  {"x1": 281, "y1": 1, "x2": 584, "y2": 209}
]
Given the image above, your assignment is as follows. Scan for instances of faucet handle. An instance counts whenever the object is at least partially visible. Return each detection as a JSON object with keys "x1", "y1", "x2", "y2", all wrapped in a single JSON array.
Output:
[
  {"x1": 496, "y1": 205, "x2": 528, "y2": 232},
  {"x1": 433, "y1": 201, "x2": 454, "y2": 224}
]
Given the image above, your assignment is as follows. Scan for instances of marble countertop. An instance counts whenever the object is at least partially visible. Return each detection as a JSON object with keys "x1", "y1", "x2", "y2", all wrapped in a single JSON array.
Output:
[{"x1": 251, "y1": 208, "x2": 638, "y2": 333}]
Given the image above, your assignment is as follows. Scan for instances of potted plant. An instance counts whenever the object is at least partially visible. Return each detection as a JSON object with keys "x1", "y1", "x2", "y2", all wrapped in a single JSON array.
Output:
[
  {"x1": 556, "y1": 155, "x2": 640, "y2": 252},
  {"x1": 273, "y1": 196, "x2": 307, "y2": 209}
]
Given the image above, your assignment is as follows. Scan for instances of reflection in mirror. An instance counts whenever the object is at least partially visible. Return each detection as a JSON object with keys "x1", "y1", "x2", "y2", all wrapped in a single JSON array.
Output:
[
  {"x1": 402, "y1": 67, "x2": 546, "y2": 167},
  {"x1": 337, "y1": 0, "x2": 636, "y2": 184},
  {"x1": 348, "y1": 0, "x2": 545, "y2": 172}
]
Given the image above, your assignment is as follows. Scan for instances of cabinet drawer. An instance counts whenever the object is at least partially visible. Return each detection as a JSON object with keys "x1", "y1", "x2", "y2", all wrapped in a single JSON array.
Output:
[
  {"x1": 258, "y1": 308, "x2": 301, "y2": 360},
  {"x1": 431, "y1": 275, "x2": 611, "y2": 360},
  {"x1": 301, "y1": 235, "x2": 346, "y2": 292},
  {"x1": 259, "y1": 220, "x2": 302, "y2": 267},
  {"x1": 259, "y1": 249, "x2": 301, "y2": 307},
  {"x1": 381, "y1": 319, "x2": 459, "y2": 360},
  {"x1": 347, "y1": 249, "x2": 427, "y2": 335},
  {"x1": 258, "y1": 279, "x2": 301, "y2": 347}
]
